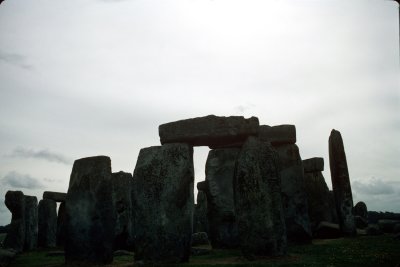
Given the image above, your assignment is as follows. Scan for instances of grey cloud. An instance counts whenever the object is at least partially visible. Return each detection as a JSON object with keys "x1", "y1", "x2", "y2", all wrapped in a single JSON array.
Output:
[
  {"x1": 0, "y1": 50, "x2": 33, "y2": 70},
  {"x1": 234, "y1": 103, "x2": 255, "y2": 114},
  {"x1": 352, "y1": 178, "x2": 397, "y2": 196},
  {"x1": 8, "y1": 147, "x2": 71, "y2": 165},
  {"x1": 1, "y1": 171, "x2": 44, "y2": 189}
]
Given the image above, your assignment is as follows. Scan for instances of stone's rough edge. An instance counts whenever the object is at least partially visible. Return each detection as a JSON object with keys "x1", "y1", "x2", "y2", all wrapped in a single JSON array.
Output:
[
  {"x1": 328, "y1": 129, "x2": 356, "y2": 236},
  {"x1": 303, "y1": 157, "x2": 324, "y2": 173},
  {"x1": 158, "y1": 115, "x2": 260, "y2": 147},
  {"x1": 43, "y1": 191, "x2": 67, "y2": 202},
  {"x1": 258, "y1": 124, "x2": 296, "y2": 145}
]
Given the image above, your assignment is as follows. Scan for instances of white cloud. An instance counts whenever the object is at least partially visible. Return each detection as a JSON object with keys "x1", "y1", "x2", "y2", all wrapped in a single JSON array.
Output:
[{"x1": 1, "y1": 171, "x2": 44, "y2": 189}]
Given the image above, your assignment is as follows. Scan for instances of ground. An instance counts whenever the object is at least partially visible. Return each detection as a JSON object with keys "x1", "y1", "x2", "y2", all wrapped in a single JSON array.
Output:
[{"x1": 4, "y1": 235, "x2": 400, "y2": 267}]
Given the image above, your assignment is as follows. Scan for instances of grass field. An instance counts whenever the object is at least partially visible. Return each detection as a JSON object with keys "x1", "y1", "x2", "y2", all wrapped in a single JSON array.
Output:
[{"x1": 7, "y1": 234, "x2": 400, "y2": 267}]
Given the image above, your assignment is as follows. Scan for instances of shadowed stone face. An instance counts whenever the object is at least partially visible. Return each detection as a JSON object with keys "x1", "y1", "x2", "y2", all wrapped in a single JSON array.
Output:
[
  {"x1": 159, "y1": 115, "x2": 259, "y2": 148},
  {"x1": 65, "y1": 156, "x2": 116, "y2": 264},
  {"x1": 329, "y1": 129, "x2": 356, "y2": 236},
  {"x1": 3, "y1": 191, "x2": 25, "y2": 252},
  {"x1": 43, "y1": 191, "x2": 66, "y2": 202},
  {"x1": 234, "y1": 137, "x2": 286, "y2": 258},
  {"x1": 112, "y1": 171, "x2": 133, "y2": 251},
  {"x1": 24, "y1": 196, "x2": 38, "y2": 250},
  {"x1": 56, "y1": 201, "x2": 66, "y2": 247},
  {"x1": 193, "y1": 190, "x2": 209, "y2": 234},
  {"x1": 132, "y1": 143, "x2": 194, "y2": 264},
  {"x1": 204, "y1": 148, "x2": 240, "y2": 249},
  {"x1": 38, "y1": 199, "x2": 57, "y2": 248}
]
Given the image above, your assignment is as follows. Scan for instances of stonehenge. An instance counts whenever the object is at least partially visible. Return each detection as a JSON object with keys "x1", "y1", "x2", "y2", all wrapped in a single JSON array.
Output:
[
  {"x1": 38, "y1": 199, "x2": 57, "y2": 247},
  {"x1": 329, "y1": 129, "x2": 356, "y2": 236},
  {"x1": 132, "y1": 144, "x2": 194, "y2": 264},
  {"x1": 65, "y1": 156, "x2": 116, "y2": 264},
  {"x1": 260, "y1": 125, "x2": 312, "y2": 243},
  {"x1": 2, "y1": 114, "x2": 364, "y2": 264}
]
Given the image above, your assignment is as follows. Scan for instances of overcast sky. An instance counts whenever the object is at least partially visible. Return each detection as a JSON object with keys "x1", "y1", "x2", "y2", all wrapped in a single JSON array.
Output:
[{"x1": 0, "y1": 0, "x2": 399, "y2": 226}]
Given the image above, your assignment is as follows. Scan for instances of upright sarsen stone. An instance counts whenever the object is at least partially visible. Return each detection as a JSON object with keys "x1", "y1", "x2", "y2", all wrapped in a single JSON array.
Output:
[
  {"x1": 56, "y1": 201, "x2": 66, "y2": 247},
  {"x1": 3, "y1": 191, "x2": 25, "y2": 252},
  {"x1": 65, "y1": 156, "x2": 116, "y2": 264},
  {"x1": 159, "y1": 115, "x2": 259, "y2": 148},
  {"x1": 193, "y1": 190, "x2": 209, "y2": 234},
  {"x1": 329, "y1": 129, "x2": 356, "y2": 236},
  {"x1": 132, "y1": 144, "x2": 194, "y2": 264},
  {"x1": 234, "y1": 137, "x2": 286, "y2": 258},
  {"x1": 112, "y1": 171, "x2": 133, "y2": 250},
  {"x1": 24, "y1": 196, "x2": 38, "y2": 250},
  {"x1": 204, "y1": 148, "x2": 240, "y2": 248},
  {"x1": 38, "y1": 199, "x2": 57, "y2": 248}
]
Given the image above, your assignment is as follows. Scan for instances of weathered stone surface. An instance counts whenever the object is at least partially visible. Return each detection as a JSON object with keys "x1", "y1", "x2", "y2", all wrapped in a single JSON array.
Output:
[
  {"x1": 304, "y1": 171, "x2": 333, "y2": 229},
  {"x1": 354, "y1": 201, "x2": 368, "y2": 220},
  {"x1": 234, "y1": 137, "x2": 286, "y2": 258},
  {"x1": 328, "y1": 191, "x2": 339, "y2": 223},
  {"x1": 303, "y1": 157, "x2": 324, "y2": 173},
  {"x1": 159, "y1": 115, "x2": 259, "y2": 148},
  {"x1": 24, "y1": 196, "x2": 38, "y2": 250},
  {"x1": 329, "y1": 129, "x2": 356, "y2": 236},
  {"x1": 38, "y1": 199, "x2": 57, "y2": 248},
  {"x1": 191, "y1": 232, "x2": 209, "y2": 246},
  {"x1": 193, "y1": 190, "x2": 208, "y2": 234},
  {"x1": 355, "y1": 216, "x2": 368, "y2": 229},
  {"x1": 132, "y1": 144, "x2": 194, "y2": 264},
  {"x1": 43, "y1": 191, "x2": 66, "y2": 203},
  {"x1": 65, "y1": 156, "x2": 116, "y2": 264},
  {"x1": 0, "y1": 249, "x2": 17, "y2": 267},
  {"x1": 258, "y1": 125, "x2": 296, "y2": 145},
  {"x1": 112, "y1": 171, "x2": 133, "y2": 251},
  {"x1": 275, "y1": 144, "x2": 312, "y2": 243},
  {"x1": 314, "y1": 222, "x2": 341, "y2": 239},
  {"x1": 56, "y1": 202, "x2": 66, "y2": 247},
  {"x1": 3, "y1": 191, "x2": 25, "y2": 252},
  {"x1": 204, "y1": 148, "x2": 240, "y2": 249}
]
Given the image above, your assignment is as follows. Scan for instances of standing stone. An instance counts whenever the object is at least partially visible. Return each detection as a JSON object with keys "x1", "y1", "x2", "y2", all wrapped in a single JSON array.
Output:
[
  {"x1": 38, "y1": 199, "x2": 57, "y2": 247},
  {"x1": 24, "y1": 196, "x2": 38, "y2": 250},
  {"x1": 56, "y1": 201, "x2": 66, "y2": 247},
  {"x1": 274, "y1": 144, "x2": 312, "y2": 242},
  {"x1": 259, "y1": 125, "x2": 312, "y2": 243},
  {"x1": 3, "y1": 191, "x2": 25, "y2": 252},
  {"x1": 354, "y1": 201, "x2": 368, "y2": 229},
  {"x1": 303, "y1": 158, "x2": 333, "y2": 230},
  {"x1": 112, "y1": 171, "x2": 133, "y2": 251},
  {"x1": 234, "y1": 137, "x2": 286, "y2": 258},
  {"x1": 65, "y1": 156, "x2": 116, "y2": 264},
  {"x1": 132, "y1": 144, "x2": 194, "y2": 264},
  {"x1": 204, "y1": 148, "x2": 240, "y2": 248},
  {"x1": 193, "y1": 190, "x2": 209, "y2": 234},
  {"x1": 329, "y1": 129, "x2": 356, "y2": 236},
  {"x1": 328, "y1": 191, "x2": 339, "y2": 223},
  {"x1": 159, "y1": 115, "x2": 259, "y2": 148}
]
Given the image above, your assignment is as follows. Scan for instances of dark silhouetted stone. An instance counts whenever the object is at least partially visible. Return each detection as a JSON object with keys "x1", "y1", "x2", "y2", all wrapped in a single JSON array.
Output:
[
  {"x1": 204, "y1": 148, "x2": 240, "y2": 249},
  {"x1": 193, "y1": 190, "x2": 208, "y2": 234},
  {"x1": 303, "y1": 157, "x2": 324, "y2": 173},
  {"x1": 112, "y1": 171, "x2": 133, "y2": 251},
  {"x1": 38, "y1": 199, "x2": 57, "y2": 248},
  {"x1": 234, "y1": 137, "x2": 286, "y2": 258},
  {"x1": 191, "y1": 232, "x2": 209, "y2": 246},
  {"x1": 354, "y1": 201, "x2": 368, "y2": 221},
  {"x1": 275, "y1": 144, "x2": 312, "y2": 243},
  {"x1": 304, "y1": 170, "x2": 333, "y2": 230},
  {"x1": 56, "y1": 202, "x2": 66, "y2": 247},
  {"x1": 314, "y1": 222, "x2": 341, "y2": 239},
  {"x1": 329, "y1": 129, "x2": 356, "y2": 236},
  {"x1": 3, "y1": 191, "x2": 25, "y2": 252},
  {"x1": 328, "y1": 191, "x2": 339, "y2": 223},
  {"x1": 355, "y1": 216, "x2": 368, "y2": 229},
  {"x1": 65, "y1": 156, "x2": 116, "y2": 264},
  {"x1": 159, "y1": 115, "x2": 259, "y2": 148},
  {"x1": 43, "y1": 191, "x2": 66, "y2": 203},
  {"x1": 132, "y1": 144, "x2": 194, "y2": 264},
  {"x1": 258, "y1": 125, "x2": 296, "y2": 145},
  {"x1": 24, "y1": 196, "x2": 38, "y2": 250}
]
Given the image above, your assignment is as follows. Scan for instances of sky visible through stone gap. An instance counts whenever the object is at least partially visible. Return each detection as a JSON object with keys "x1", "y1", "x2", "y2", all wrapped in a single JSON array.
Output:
[{"x1": 0, "y1": 0, "x2": 399, "y2": 225}]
